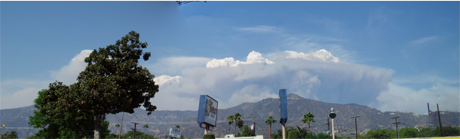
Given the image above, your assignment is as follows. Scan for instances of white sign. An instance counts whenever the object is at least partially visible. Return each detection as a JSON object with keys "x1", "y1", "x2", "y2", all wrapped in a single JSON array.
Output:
[
  {"x1": 204, "y1": 97, "x2": 218, "y2": 125},
  {"x1": 169, "y1": 128, "x2": 181, "y2": 138}
]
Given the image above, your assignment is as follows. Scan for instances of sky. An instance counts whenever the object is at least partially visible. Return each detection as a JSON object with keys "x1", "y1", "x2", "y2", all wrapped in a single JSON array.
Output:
[{"x1": 1, "y1": 1, "x2": 459, "y2": 115}]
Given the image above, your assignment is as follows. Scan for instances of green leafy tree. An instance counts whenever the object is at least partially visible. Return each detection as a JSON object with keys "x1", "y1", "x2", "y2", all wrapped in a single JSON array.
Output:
[
  {"x1": 433, "y1": 126, "x2": 460, "y2": 137},
  {"x1": 1, "y1": 131, "x2": 18, "y2": 139},
  {"x1": 29, "y1": 89, "x2": 110, "y2": 138},
  {"x1": 38, "y1": 31, "x2": 159, "y2": 139},
  {"x1": 144, "y1": 124, "x2": 149, "y2": 133},
  {"x1": 287, "y1": 130, "x2": 299, "y2": 139},
  {"x1": 227, "y1": 115, "x2": 234, "y2": 134},
  {"x1": 399, "y1": 127, "x2": 418, "y2": 138},
  {"x1": 265, "y1": 116, "x2": 277, "y2": 139},
  {"x1": 317, "y1": 133, "x2": 329, "y2": 139},
  {"x1": 417, "y1": 127, "x2": 437, "y2": 137},
  {"x1": 237, "y1": 125, "x2": 255, "y2": 137},
  {"x1": 176, "y1": 125, "x2": 180, "y2": 129},
  {"x1": 364, "y1": 129, "x2": 396, "y2": 139},
  {"x1": 121, "y1": 131, "x2": 155, "y2": 139},
  {"x1": 301, "y1": 112, "x2": 316, "y2": 134}
]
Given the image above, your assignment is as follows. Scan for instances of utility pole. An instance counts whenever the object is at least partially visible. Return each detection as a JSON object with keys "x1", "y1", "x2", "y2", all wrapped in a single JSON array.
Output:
[
  {"x1": 326, "y1": 116, "x2": 330, "y2": 139},
  {"x1": 392, "y1": 116, "x2": 400, "y2": 138},
  {"x1": 351, "y1": 116, "x2": 360, "y2": 139},
  {"x1": 253, "y1": 122, "x2": 256, "y2": 136},
  {"x1": 437, "y1": 104, "x2": 443, "y2": 136},
  {"x1": 132, "y1": 122, "x2": 139, "y2": 139}
]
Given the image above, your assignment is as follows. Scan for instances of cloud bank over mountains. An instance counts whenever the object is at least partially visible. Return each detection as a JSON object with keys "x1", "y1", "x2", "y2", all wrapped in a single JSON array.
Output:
[
  {"x1": 152, "y1": 49, "x2": 396, "y2": 112},
  {"x1": 2, "y1": 49, "x2": 458, "y2": 114}
]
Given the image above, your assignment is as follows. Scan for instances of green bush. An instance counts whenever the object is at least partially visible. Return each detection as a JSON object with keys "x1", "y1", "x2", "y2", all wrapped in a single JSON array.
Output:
[
  {"x1": 288, "y1": 131, "x2": 300, "y2": 139},
  {"x1": 203, "y1": 134, "x2": 215, "y2": 139}
]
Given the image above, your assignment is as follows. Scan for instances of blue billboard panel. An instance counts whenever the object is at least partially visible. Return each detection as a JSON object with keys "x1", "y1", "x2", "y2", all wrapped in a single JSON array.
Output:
[
  {"x1": 197, "y1": 95, "x2": 218, "y2": 127},
  {"x1": 279, "y1": 89, "x2": 288, "y2": 124}
]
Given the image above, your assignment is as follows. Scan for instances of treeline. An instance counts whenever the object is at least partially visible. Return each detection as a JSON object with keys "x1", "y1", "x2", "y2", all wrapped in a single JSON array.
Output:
[
  {"x1": 364, "y1": 126, "x2": 460, "y2": 138},
  {"x1": 268, "y1": 126, "x2": 460, "y2": 139}
]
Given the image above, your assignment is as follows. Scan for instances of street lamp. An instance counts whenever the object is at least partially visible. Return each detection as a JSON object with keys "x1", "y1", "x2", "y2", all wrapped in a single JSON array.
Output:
[{"x1": 329, "y1": 108, "x2": 336, "y2": 139}]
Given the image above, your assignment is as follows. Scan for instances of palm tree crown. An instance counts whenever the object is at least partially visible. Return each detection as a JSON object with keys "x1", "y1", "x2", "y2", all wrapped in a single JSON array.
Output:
[
  {"x1": 265, "y1": 116, "x2": 277, "y2": 139},
  {"x1": 302, "y1": 112, "x2": 316, "y2": 134}
]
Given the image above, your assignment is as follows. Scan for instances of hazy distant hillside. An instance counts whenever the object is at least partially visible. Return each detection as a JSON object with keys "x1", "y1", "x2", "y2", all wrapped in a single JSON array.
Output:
[{"x1": 1, "y1": 93, "x2": 458, "y2": 138}]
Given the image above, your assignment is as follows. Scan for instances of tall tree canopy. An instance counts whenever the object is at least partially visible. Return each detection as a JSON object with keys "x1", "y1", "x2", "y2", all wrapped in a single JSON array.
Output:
[
  {"x1": 29, "y1": 88, "x2": 110, "y2": 138},
  {"x1": 39, "y1": 31, "x2": 159, "y2": 139}
]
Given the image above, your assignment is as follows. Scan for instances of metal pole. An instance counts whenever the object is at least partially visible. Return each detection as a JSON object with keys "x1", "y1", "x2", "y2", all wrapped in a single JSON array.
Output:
[
  {"x1": 119, "y1": 112, "x2": 125, "y2": 139},
  {"x1": 326, "y1": 116, "x2": 330, "y2": 139},
  {"x1": 332, "y1": 119, "x2": 335, "y2": 139},
  {"x1": 282, "y1": 123, "x2": 286, "y2": 139},
  {"x1": 437, "y1": 104, "x2": 443, "y2": 136}
]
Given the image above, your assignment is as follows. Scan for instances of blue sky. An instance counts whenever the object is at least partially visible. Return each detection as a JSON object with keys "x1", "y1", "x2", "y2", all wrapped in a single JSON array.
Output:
[{"x1": 1, "y1": 1, "x2": 459, "y2": 114}]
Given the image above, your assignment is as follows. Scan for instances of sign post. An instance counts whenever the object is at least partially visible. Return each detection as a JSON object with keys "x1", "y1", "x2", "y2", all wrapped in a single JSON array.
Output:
[
  {"x1": 197, "y1": 95, "x2": 218, "y2": 135},
  {"x1": 279, "y1": 89, "x2": 288, "y2": 139},
  {"x1": 329, "y1": 108, "x2": 336, "y2": 139}
]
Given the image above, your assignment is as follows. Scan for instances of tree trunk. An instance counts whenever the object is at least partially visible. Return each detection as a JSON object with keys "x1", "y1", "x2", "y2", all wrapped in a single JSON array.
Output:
[
  {"x1": 270, "y1": 123, "x2": 272, "y2": 139},
  {"x1": 308, "y1": 122, "x2": 311, "y2": 134},
  {"x1": 94, "y1": 115, "x2": 102, "y2": 139}
]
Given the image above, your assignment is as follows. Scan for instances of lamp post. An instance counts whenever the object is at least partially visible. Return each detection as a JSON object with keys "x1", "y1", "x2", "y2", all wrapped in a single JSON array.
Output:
[{"x1": 329, "y1": 108, "x2": 336, "y2": 139}]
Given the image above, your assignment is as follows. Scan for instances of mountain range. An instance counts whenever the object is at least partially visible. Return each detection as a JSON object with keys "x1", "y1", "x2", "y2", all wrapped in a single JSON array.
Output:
[{"x1": 1, "y1": 93, "x2": 458, "y2": 138}]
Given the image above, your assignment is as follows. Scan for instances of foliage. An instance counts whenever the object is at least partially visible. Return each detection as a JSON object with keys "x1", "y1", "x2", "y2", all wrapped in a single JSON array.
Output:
[
  {"x1": 121, "y1": 131, "x2": 156, "y2": 139},
  {"x1": 236, "y1": 125, "x2": 255, "y2": 137},
  {"x1": 29, "y1": 89, "x2": 110, "y2": 139},
  {"x1": 115, "y1": 124, "x2": 121, "y2": 133},
  {"x1": 288, "y1": 131, "x2": 300, "y2": 139},
  {"x1": 399, "y1": 127, "x2": 418, "y2": 138},
  {"x1": 144, "y1": 124, "x2": 150, "y2": 132},
  {"x1": 265, "y1": 116, "x2": 277, "y2": 139},
  {"x1": 234, "y1": 113, "x2": 244, "y2": 134},
  {"x1": 203, "y1": 134, "x2": 215, "y2": 139},
  {"x1": 364, "y1": 129, "x2": 396, "y2": 139},
  {"x1": 1, "y1": 131, "x2": 18, "y2": 139},
  {"x1": 302, "y1": 112, "x2": 316, "y2": 134},
  {"x1": 38, "y1": 31, "x2": 159, "y2": 139},
  {"x1": 317, "y1": 133, "x2": 329, "y2": 139},
  {"x1": 176, "y1": 125, "x2": 180, "y2": 129},
  {"x1": 227, "y1": 115, "x2": 234, "y2": 133},
  {"x1": 433, "y1": 126, "x2": 460, "y2": 137}
]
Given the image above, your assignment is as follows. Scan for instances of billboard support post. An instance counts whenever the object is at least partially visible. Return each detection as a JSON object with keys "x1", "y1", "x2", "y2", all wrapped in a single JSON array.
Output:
[
  {"x1": 282, "y1": 123, "x2": 286, "y2": 139},
  {"x1": 279, "y1": 89, "x2": 288, "y2": 139}
]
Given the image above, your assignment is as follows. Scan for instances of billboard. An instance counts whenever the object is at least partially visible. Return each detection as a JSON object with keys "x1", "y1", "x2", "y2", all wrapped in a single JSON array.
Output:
[
  {"x1": 197, "y1": 95, "x2": 218, "y2": 127},
  {"x1": 169, "y1": 128, "x2": 181, "y2": 138},
  {"x1": 279, "y1": 89, "x2": 288, "y2": 124}
]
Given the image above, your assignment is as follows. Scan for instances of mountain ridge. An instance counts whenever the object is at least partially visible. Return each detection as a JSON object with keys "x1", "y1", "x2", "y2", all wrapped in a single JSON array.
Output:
[{"x1": 1, "y1": 93, "x2": 458, "y2": 138}]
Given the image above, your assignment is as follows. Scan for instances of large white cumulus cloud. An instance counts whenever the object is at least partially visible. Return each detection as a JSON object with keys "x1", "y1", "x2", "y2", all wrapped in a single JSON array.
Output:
[{"x1": 151, "y1": 49, "x2": 395, "y2": 111}]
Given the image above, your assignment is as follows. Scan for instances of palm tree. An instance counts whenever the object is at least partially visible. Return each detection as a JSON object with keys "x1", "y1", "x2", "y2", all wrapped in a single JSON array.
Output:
[
  {"x1": 176, "y1": 125, "x2": 180, "y2": 129},
  {"x1": 301, "y1": 112, "x2": 316, "y2": 134},
  {"x1": 227, "y1": 115, "x2": 234, "y2": 134},
  {"x1": 115, "y1": 124, "x2": 120, "y2": 134},
  {"x1": 265, "y1": 116, "x2": 277, "y2": 139},
  {"x1": 143, "y1": 124, "x2": 149, "y2": 133},
  {"x1": 234, "y1": 113, "x2": 242, "y2": 135}
]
